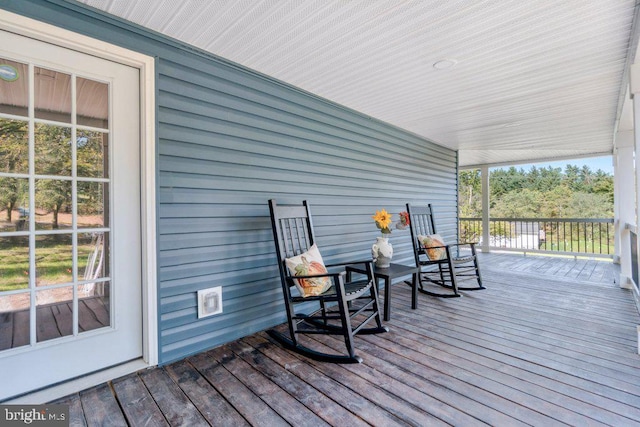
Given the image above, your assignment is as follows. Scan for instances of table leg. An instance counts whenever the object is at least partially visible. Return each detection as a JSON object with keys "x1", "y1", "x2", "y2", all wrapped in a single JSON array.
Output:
[
  {"x1": 384, "y1": 277, "x2": 391, "y2": 321},
  {"x1": 411, "y1": 273, "x2": 418, "y2": 310}
]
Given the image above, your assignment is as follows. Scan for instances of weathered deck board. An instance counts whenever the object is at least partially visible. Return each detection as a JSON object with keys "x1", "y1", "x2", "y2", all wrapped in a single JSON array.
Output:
[
  {"x1": 111, "y1": 374, "x2": 169, "y2": 427},
  {"x1": 238, "y1": 334, "x2": 411, "y2": 427},
  {"x1": 163, "y1": 360, "x2": 250, "y2": 427},
  {"x1": 225, "y1": 338, "x2": 369, "y2": 427},
  {"x1": 54, "y1": 394, "x2": 87, "y2": 427},
  {"x1": 205, "y1": 344, "x2": 331, "y2": 427},
  {"x1": 188, "y1": 349, "x2": 290, "y2": 427},
  {"x1": 79, "y1": 383, "x2": 127, "y2": 427},
  {"x1": 51, "y1": 253, "x2": 640, "y2": 426},
  {"x1": 138, "y1": 367, "x2": 209, "y2": 426}
]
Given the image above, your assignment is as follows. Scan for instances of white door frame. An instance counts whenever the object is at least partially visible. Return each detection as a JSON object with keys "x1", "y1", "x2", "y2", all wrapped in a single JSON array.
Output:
[{"x1": 0, "y1": 10, "x2": 157, "y2": 402}]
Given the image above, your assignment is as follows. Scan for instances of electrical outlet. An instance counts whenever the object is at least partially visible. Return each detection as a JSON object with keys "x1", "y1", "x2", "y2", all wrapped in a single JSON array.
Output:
[{"x1": 197, "y1": 286, "x2": 223, "y2": 318}]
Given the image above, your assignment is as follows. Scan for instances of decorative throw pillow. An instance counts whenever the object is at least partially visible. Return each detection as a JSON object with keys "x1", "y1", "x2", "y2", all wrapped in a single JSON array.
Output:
[
  {"x1": 285, "y1": 244, "x2": 331, "y2": 297},
  {"x1": 418, "y1": 234, "x2": 447, "y2": 260}
]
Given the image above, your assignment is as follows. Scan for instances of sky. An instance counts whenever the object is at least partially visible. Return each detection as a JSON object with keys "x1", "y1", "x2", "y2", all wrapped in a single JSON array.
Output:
[{"x1": 490, "y1": 155, "x2": 614, "y2": 175}]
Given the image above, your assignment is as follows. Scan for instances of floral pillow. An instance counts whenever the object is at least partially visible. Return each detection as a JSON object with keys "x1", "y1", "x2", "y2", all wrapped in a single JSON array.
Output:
[
  {"x1": 418, "y1": 234, "x2": 447, "y2": 260},
  {"x1": 285, "y1": 244, "x2": 331, "y2": 297}
]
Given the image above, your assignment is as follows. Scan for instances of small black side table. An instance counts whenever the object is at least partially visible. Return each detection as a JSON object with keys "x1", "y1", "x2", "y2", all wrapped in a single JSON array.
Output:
[
  {"x1": 374, "y1": 263, "x2": 418, "y2": 321},
  {"x1": 349, "y1": 263, "x2": 418, "y2": 321}
]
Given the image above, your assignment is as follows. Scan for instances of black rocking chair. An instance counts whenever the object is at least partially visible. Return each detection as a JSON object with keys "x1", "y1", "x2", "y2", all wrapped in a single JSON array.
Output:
[
  {"x1": 268, "y1": 199, "x2": 388, "y2": 363},
  {"x1": 406, "y1": 203, "x2": 485, "y2": 298}
]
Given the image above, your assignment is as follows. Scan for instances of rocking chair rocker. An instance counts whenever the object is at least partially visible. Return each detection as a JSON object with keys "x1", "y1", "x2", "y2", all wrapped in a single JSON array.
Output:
[
  {"x1": 268, "y1": 199, "x2": 388, "y2": 363},
  {"x1": 406, "y1": 203, "x2": 485, "y2": 298}
]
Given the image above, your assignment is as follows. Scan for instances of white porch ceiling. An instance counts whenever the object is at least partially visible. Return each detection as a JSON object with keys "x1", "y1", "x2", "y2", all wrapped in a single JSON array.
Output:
[{"x1": 78, "y1": 0, "x2": 639, "y2": 168}]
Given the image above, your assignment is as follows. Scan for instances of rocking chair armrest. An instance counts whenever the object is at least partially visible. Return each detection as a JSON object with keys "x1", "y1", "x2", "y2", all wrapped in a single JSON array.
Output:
[
  {"x1": 285, "y1": 272, "x2": 344, "y2": 285},
  {"x1": 447, "y1": 242, "x2": 476, "y2": 248},
  {"x1": 325, "y1": 259, "x2": 373, "y2": 269},
  {"x1": 327, "y1": 260, "x2": 374, "y2": 277}
]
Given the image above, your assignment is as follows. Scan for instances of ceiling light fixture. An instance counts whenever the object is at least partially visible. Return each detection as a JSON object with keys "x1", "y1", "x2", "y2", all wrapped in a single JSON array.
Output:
[{"x1": 433, "y1": 58, "x2": 457, "y2": 70}]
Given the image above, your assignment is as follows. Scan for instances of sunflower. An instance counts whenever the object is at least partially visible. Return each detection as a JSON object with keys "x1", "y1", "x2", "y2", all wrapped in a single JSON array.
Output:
[{"x1": 372, "y1": 209, "x2": 392, "y2": 233}]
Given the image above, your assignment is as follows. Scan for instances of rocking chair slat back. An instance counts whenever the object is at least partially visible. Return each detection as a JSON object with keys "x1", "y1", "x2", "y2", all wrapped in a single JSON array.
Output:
[
  {"x1": 411, "y1": 205, "x2": 436, "y2": 235},
  {"x1": 270, "y1": 203, "x2": 315, "y2": 288},
  {"x1": 407, "y1": 204, "x2": 437, "y2": 249}
]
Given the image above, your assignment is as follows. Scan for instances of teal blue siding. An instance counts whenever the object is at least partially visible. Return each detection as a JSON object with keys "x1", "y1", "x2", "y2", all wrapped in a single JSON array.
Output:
[{"x1": 4, "y1": 0, "x2": 459, "y2": 364}]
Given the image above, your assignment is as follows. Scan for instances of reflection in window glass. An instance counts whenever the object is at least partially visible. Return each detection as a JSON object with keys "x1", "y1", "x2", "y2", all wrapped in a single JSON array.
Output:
[
  {"x1": 0, "y1": 236, "x2": 29, "y2": 291},
  {"x1": 78, "y1": 182, "x2": 108, "y2": 228},
  {"x1": 35, "y1": 124, "x2": 72, "y2": 176},
  {"x1": 0, "y1": 58, "x2": 28, "y2": 117},
  {"x1": 77, "y1": 77, "x2": 108, "y2": 128},
  {"x1": 36, "y1": 286, "x2": 73, "y2": 342},
  {"x1": 35, "y1": 67, "x2": 71, "y2": 123},
  {"x1": 0, "y1": 60, "x2": 115, "y2": 351},
  {"x1": 77, "y1": 130, "x2": 108, "y2": 178},
  {"x1": 35, "y1": 179, "x2": 72, "y2": 230},
  {"x1": 0, "y1": 293, "x2": 30, "y2": 350},
  {"x1": 0, "y1": 177, "x2": 29, "y2": 232},
  {"x1": 78, "y1": 232, "x2": 108, "y2": 281},
  {"x1": 0, "y1": 118, "x2": 29, "y2": 174},
  {"x1": 79, "y1": 281, "x2": 110, "y2": 332},
  {"x1": 35, "y1": 234, "x2": 73, "y2": 287}
]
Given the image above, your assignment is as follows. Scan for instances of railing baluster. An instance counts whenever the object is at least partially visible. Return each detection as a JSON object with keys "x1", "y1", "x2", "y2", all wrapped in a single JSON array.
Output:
[{"x1": 598, "y1": 222, "x2": 602, "y2": 254}]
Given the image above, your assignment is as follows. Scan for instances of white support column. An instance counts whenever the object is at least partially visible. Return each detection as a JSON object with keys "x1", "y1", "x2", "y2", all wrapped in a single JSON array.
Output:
[
  {"x1": 613, "y1": 154, "x2": 621, "y2": 264},
  {"x1": 626, "y1": 63, "x2": 640, "y2": 354},
  {"x1": 481, "y1": 165, "x2": 490, "y2": 253},
  {"x1": 615, "y1": 131, "x2": 635, "y2": 289}
]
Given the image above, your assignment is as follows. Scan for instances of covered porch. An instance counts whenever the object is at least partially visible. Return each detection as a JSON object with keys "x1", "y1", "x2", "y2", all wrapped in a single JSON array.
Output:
[
  {"x1": 1, "y1": 0, "x2": 640, "y2": 406},
  {"x1": 53, "y1": 252, "x2": 640, "y2": 426}
]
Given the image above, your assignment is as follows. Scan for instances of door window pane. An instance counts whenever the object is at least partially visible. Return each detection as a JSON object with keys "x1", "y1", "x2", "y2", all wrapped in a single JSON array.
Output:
[
  {"x1": 77, "y1": 130, "x2": 108, "y2": 178},
  {"x1": 78, "y1": 232, "x2": 108, "y2": 280},
  {"x1": 35, "y1": 179, "x2": 72, "y2": 230},
  {"x1": 79, "y1": 281, "x2": 110, "y2": 333},
  {"x1": 35, "y1": 234, "x2": 73, "y2": 287},
  {"x1": 0, "y1": 177, "x2": 28, "y2": 232},
  {"x1": 0, "y1": 58, "x2": 28, "y2": 117},
  {"x1": 35, "y1": 67, "x2": 71, "y2": 123},
  {"x1": 0, "y1": 292, "x2": 30, "y2": 350},
  {"x1": 78, "y1": 182, "x2": 108, "y2": 228},
  {"x1": 35, "y1": 123, "x2": 72, "y2": 176},
  {"x1": 77, "y1": 78, "x2": 108, "y2": 128},
  {"x1": 0, "y1": 118, "x2": 29, "y2": 173},
  {"x1": 0, "y1": 236, "x2": 29, "y2": 291},
  {"x1": 36, "y1": 286, "x2": 73, "y2": 342}
]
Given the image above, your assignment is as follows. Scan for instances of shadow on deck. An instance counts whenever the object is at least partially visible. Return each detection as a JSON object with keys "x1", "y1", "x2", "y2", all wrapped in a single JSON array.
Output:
[{"x1": 55, "y1": 253, "x2": 640, "y2": 426}]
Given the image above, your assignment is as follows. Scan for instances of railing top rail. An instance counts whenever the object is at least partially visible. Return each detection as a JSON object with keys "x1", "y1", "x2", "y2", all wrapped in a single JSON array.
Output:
[{"x1": 460, "y1": 217, "x2": 614, "y2": 223}]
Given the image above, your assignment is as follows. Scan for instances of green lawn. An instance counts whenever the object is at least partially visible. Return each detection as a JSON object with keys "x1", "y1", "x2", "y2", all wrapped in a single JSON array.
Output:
[{"x1": 0, "y1": 236, "x2": 97, "y2": 292}]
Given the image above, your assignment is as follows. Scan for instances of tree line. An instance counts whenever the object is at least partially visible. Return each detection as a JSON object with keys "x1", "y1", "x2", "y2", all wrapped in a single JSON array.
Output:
[
  {"x1": 459, "y1": 164, "x2": 614, "y2": 219},
  {"x1": 0, "y1": 119, "x2": 105, "y2": 229}
]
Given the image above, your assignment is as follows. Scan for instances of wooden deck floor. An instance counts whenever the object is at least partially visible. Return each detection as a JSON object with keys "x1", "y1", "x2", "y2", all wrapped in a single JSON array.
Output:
[{"x1": 54, "y1": 253, "x2": 640, "y2": 426}]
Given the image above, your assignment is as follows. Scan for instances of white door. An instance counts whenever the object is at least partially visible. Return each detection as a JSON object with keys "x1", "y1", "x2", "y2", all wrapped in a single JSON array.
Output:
[{"x1": 0, "y1": 30, "x2": 142, "y2": 400}]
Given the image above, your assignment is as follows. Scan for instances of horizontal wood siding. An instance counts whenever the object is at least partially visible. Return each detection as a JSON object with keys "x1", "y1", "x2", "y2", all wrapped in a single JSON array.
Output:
[{"x1": 6, "y1": 0, "x2": 459, "y2": 364}]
